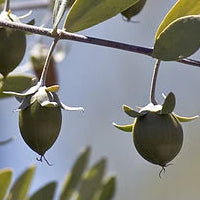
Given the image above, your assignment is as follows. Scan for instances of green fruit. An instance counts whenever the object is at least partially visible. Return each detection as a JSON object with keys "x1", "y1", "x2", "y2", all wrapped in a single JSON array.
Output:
[
  {"x1": 19, "y1": 101, "x2": 62, "y2": 156},
  {"x1": 133, "y1": 112, "x2": 183, "y2": 167},
  {"x1": 0, "y1": 12, "x2": 26, "y2": 77}
]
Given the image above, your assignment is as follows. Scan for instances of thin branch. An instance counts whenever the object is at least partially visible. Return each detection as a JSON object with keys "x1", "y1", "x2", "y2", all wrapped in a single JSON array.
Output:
[
  {"x1": 0, "y1": 19, "x2": 200, "y2": 68},
  {"x1": 40, "y1": 39, "x2": 58, "y2": 86},
  {"x1": 150, "y1": 59, "x2": 161, "y2": 105},
  {"x1": 3, "y1": 0, "x2": 10, "y2": 12}
]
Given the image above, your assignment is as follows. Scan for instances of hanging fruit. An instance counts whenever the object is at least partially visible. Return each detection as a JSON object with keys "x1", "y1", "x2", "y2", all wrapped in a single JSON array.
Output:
[
  {"x1": 113, "y1": 92, "x2": 198, "y2": 175},
  {"x1": 4, "y1": 84, "x2": 84, "y2": 164}
]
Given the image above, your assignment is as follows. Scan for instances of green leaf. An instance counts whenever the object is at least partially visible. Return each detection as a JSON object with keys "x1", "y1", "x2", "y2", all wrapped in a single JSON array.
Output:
[
  {"x1": 123, "y1": 105, "x2": 144, "y2": 118},
  {"x1": 98, "y1": 176, "x2": 116, "y2": 200},
  {"x1": 0, "y1": 74, "x2": 35, "y2": 99},
  {"x1": 0, "y1": 169, "x2": 13, "y2": 200},
  {"x1": 53, "y1": 0, "x2": 68, "y2": 30},
  {"x1": 64, "y1": 0, "x2": 140, "y2": 32},
  {"x1": 155, "y1": 0, "x2": 200, "y2": 39},
  {"x1": 174, "y1": 113, "x2": 199, "y2": 122},
  {"x1": 161, "y1": 92, "x2": 175, "y2": 114},
  {"x1": 121, "y1": 0, "x2": 146, "y2": 21},
  {"x1": 7, "y1": 165, "x2": 36, "y2": 200},
  {"x1": 29, "y1": 182, "x2": 57, "y2": 200},
  {"x1": 112, "y1": 122, "x2": 133, "y2": 132},
  {"x1": 76, "y1": 159, "x2": 106, "y2": 200},
  {"x1": 153, "y1": 15, "x2": 200, "y2": 61},
  {"x1": 59, "y1": 147, "x2": 91, "y2": 200}
]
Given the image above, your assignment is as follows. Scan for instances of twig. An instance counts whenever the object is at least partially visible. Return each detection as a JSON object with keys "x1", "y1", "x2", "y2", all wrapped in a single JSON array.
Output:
[
  {"x1": 0, "y1": 19, "x2": 200, "y2": 68},
  {"x1": 150, "y1": 59, "x2": 161, "y2": 104},
  {"x1": 40, "y1": 39, "x2": 58, "y2": 86},
  {"x1": 3, "y1": 0, "x2": 10, "y2": 12}
]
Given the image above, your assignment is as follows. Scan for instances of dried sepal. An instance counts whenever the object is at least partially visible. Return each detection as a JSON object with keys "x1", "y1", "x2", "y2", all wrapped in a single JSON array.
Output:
[
  {"x1": 161, "y1": 92, "x2": 176, "y2": 114},
  {"x1": 123, "y1": 104, "x2": 144, "y2": 118},
  {"x1": 112, "y1": 122, "x2": 133, "y2": 132},
  {"x1": 174, "y1": 113, "x2": 199, "y2": 122}
]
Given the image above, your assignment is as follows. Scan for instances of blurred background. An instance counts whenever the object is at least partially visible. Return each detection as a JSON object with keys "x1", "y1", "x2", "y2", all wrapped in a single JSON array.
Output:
[{"x1": 1, "y1": 0, "x2": 200, "y2": 199}]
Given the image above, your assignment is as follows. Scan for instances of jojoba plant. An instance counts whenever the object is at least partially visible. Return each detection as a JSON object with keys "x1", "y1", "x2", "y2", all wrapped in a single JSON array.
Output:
[{"x1": 0, "y1": 0, "x2": 200, "y2": 185}]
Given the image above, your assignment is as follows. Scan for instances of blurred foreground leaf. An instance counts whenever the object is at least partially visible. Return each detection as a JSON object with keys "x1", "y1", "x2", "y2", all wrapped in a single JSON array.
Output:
[
  {"x1": 0, "y1": 147, "x2": 116, "y2": 200},
  {"x1": 76, "y1": 158, "x2": 106, "y2": 200},
  {"x1": 7, "y1": 165, "x2": 36, "y2": 200},
  {"x1": 60, "y1": 147, "x2": 91, "y2": 200},
  {"x1": 97, "y1": 176, "x2": 116, "y2": 200},
  {"x1": 29, "y1": 182, "x2": 57, "y2": 200},
  {"x1": 0, "y1": 169, "x2": 12, "y2": 200}
]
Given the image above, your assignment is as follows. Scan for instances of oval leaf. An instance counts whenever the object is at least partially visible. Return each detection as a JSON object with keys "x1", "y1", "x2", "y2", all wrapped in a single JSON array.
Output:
[
  {"x1": 123, "y1": 104, "x2": 144, "y2": 118},
  {"x1": 112, "y1": 122, "x2": 133, "y2": 132},
  {"x1": 0, "y1": 74, "x2": 35, "y2": 99},
  {"x1": 59, "y1": 147, "x2": 91, "y2": 200},
  {"x1": 155, "y1": 0, "x2": 200, "y2": 39},
  {"x1": 161, "y1": 92, "x2": 175, "y2": 114},
  {"x1": 7, "y1": 165, "x2": 36, "y2": 200},
  {"x1": 153, "y1": 15, "x2": 200, "y2": 61},
  {"x1": 64, "y1": 0, "x2": 139, "y2": 32},
  {"x1": 0, "y1": 169, "x2": 13, "y2": 200},
  {"x1": 29, "y1": 182, "x2": 57, "y2": 200},
  {"x1": 121, "y1": 0, "x2": 146, "y2": 21},
  {"x1": 76, "y1": 159, "x2": 106, "y2": 200},
  {"x1": 98, "y1": 176, "x2": 116, "y2": 200}
]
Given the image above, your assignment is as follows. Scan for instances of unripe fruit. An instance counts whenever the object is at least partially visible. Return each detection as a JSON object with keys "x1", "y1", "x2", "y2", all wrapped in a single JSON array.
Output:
[
  {"x1": 0, "y1": 12, "x2": 26, "y2": 77},
  {"x1": 133, "y1": 112, "x2": 183, "y2": 167},
  {"x1": 19, "y1": 101, "x2": 62, "y2": 156}
]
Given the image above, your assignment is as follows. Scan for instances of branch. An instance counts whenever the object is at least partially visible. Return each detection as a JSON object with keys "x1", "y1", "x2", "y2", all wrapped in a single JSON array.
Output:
[{"x1": 0, "y1": 19, "x2": 200, "y2": 68}]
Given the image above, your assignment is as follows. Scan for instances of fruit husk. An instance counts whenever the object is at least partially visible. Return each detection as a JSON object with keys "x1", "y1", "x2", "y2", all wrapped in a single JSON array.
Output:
[
  {"x1": 133, "y1": 112, "x2": 183, "y2": 166},
  {"x1": 19, "y1": 101, "x2": 62, "y2": 156}
]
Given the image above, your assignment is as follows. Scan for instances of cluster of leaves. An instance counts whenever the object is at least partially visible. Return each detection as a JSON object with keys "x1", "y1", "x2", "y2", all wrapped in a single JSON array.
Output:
[{"x1": 0, "y1": 147, "x2": 116, "y2": 200}]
